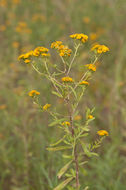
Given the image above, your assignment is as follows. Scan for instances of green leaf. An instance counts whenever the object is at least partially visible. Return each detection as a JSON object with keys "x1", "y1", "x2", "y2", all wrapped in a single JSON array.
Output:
[
  {"x1": 50, "y1": 136, "x2": 66, "y2": 147},
  {"x1": 84, "y1": 186, "x2": 89, "y2": 190},
  {"x1": 69, "y1": 86, "x2": 77, "y2": 99},
  {"x1": 54, "y1": 177, "x2": 73, "y2": 190},
  {"x1": 62, "y1": 154, "x2": 73, "y2": 159},
  {"x1": 52, "y1": 91, "x2": 63, "y2": 98},
  {"x1": 79, "y1": 161, "x2": 88, "y2": 166},
  {"x1": 47, "y1": 146, "x2": 71, "y2": 152},
  {"x1": 49, "y1": 119, "x2": 64, "y2": 127},
  {"x1": 57, "y1": 160, "x2": 73, "y2": 179},
  {"x1": 80, "y1": 142, "x2": 92, "y2": 157}
]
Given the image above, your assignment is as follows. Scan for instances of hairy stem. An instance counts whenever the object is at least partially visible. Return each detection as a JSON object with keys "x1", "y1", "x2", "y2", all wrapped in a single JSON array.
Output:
[{"x1": 66, "y1": 97, "x2": 80, "y2": 189}]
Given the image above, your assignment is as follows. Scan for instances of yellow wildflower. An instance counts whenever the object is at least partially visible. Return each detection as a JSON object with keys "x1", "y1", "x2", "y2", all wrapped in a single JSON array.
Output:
[
  {"x1": 85, "y1": 64, "x2": 96, "y2": 72},
  {"x1": 28, "y1": 90, "x2": 40, "y2": 97},
  {"x1": 24, "y1": 59, "x2": 30, "y2": 64},
  {"x1": 61, "y1": 77, "x2": 74, "y2": 83},
  {"x1": 41, "y1": 53, "x2": 50, "y2": 57},
  {"x1": 0, "y1": 104, "x2": 7, "y2": 110},
  {"x1": 62, "y1": 121, "x2": 70, "y2": 126},
  {"x1": 12, "y1": 0, "x2": 20, "y2": 4},
  {"x1": 88, "y1": 115, "x2": 94, "y2": 119},
  {"x1": 70, "y1": 33, "x2": 88, "y2": 43},
  {"x1": 12, "y1": 41, "x2": 19, "y2": 48},
  {"x1": 43, "y1": 104, "x2": 51, "y2": 111},
  {"x1": 83, "y1": 17, "x2": 90, "y2": 24},
  {"x1": 91, "y1": 44, "x2": 109, "y2": 54},
  {"x1": 74, "y1": 115, "x2": 82, "y2": 121},
  {"x1": 0, "y1": 25, "x2": 6, "y2": 31},
  {"x1": 80, "y1": 81, "x2": 89, "y2": 85},
  {"x1": 51, "y1": 41, "x2": 72, "y2": 57},
  {"x1": 97, "y1": 130, "x2": 109, "y2": 136},
  {"x1": 18, "y1": 51, "x2": 33, "y2": 60},
  {"x1": 51, "y1": 41, "x2": 63, "y2": 49},
  {"x1": 89, "y1": 33, "x2": 98, "y2": 41}
]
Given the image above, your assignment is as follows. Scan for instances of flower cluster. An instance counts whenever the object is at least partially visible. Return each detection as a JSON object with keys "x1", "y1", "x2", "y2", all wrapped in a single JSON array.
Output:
[
  {"x1": 79, "y1": 80, "x2": 89, "y2": 85},
  {"x1": 91, "y1": 44, "x2": 109, "y2": 54},
  {"x1": 97, "y1": 130, "x2": 109, "y2": 136},
  {"x1": 18, "y1": 46, "x2": 50, "y2": 63},
  {"x1": 62, "y1": 121, "x2": 70, "y2": 126},
  {"x1": 61, "y1": 76, "x2": 74, "y2": 83},
  {"x1": 43, "y1": 104, "x2": 51, "y2": 111},
  {"x1": 70, "y1": 33, "x2": 88, "y2": 43},
  {"x1": 51, "y1": 41, "x2": 72, "y2": 57},
  {"x1": 28, "y1": 90, "x2": 40, "y2": 97},
  {"x1": 16, "y1": 22, "x2": 32, "y2": 34},
  {"x1": 85, "y1": 64, "x2": 96, "y2": 72}
]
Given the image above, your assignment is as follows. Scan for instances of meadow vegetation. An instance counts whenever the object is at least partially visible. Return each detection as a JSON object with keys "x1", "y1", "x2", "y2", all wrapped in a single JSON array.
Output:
[{"x1": 0, "y1": 0, "x2": 126, "y2": 190}]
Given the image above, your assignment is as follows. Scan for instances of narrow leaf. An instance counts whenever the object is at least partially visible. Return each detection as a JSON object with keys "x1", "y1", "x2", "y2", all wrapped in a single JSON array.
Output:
[
  {"x1": 54, "y1": 177, "x2": 73, "y2": 190},
  {"x1": 47, "y1": 146, "x2": 71, "y2": 152},
  {"x1": 57, "y1": 160, "x2": 73, "y2": 179},
  {"x1": 50, "y1": 135, "x2": 66, "y2": 147},
  {"x1": 52, "y1": 91, "x2": 63, "y2": 98},
  {"x1": 49, "y1": 119, "x2": 64, "y2": 127}
]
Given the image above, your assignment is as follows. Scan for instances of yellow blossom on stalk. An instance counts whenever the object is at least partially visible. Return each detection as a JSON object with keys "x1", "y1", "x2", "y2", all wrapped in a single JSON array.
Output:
[
  {"x1": 41, "y1": 53, "x2": 50, "y2": 57},
  {"x1": 51, "y1": 41, "x2": 72, "y2": 57},
  {"x1": 85, "y1": 64, "x2": 96, "y2": 72},
  {"x1": 80, "y1": 81, "x2": 89, "y2": 85},
  {"x1": 88, "y1": 115, "x2": 94, "y2": 119},
  {"x1": 89, "y1": 33, "x2": 98, "y2": 41},
  {"x1": 0, "y1": 25, "x2": 6, "y2": 31},
  {"x1": 83, "y1": 16, "x2": 90, "y2": 24},
  {"x1": 51, "y1": 41, "x2": 63, "y2": 49},
  {"x1": 70, "y1": 33, "x2": 88, "y2": 43},
  {"x1": 0, "y1": 104, "x2": 7, "y2": 110},
  {"x1": 0, "y1": 0, "x2": 7, "y2": 7},
  {"x1": 12, "y1": 0, "x2": 20, "y2": 4},
  {"x1": 24, "y1": 59, "x2": 30, "y2": 64},
  {"x1": 74, "y1": 115, "x2": 82, "y2": 121},
  {"x1": 97, "y1": 130, "x2": 109, "y2": 136},
  {"x1": 12, "y1": 41, "x2": 19, "y2": 48},
  {"x1": 43, "y1": 104, "x2": 51, "y2": 111},
  {"x1": 28, "y1": 90, "x2": 40, "y2": 97},
  {"x1": 62, "y1": 121, "x2": 70, "y2": 126},
  {"x1": 91, "y1": 44, "x2": 109, "y2": 54},
  {"x1": 61, "y1": 77, "x2": 74, "y2": 83}
]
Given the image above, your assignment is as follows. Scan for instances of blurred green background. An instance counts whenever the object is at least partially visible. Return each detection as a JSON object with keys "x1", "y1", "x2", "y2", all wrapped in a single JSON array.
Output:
[{"x1": 0, "y1": 0, "x2": 126, "y2": 189}]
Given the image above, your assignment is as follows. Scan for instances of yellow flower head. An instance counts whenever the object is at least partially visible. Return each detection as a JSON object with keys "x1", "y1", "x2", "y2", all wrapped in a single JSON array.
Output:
[
  {"x1": 43, "y1": 104, "x2": 51, "y2": 111},
  {"x1": 24, "y1": 59, "x2": 30, "y2": 64},
  {"x1": 74, "y1": 115, "x2": 82, "y2": 121},
  {"x1": 0, "y1": 104, "x2": 7, "y2": 110},
  {"x1": 97, "y1": 130, "x2": 109, "y2": 136},
  {"x1": 12, "y1": 41, "x2": 19, "y2": 48},
  {"x1": 83, "y1": 17, "x2": 90, "y2": 24},
  {"x1": 28, "y1": 90, "x2": 40, "y2": 97},
  {"x1": 51, "y1": 41, "x2": 72, "y2": 57},
  {"x1": 89, "y1": 33, "x2": 98, "y2": 41},
  {"x1": 61, "y1": 77, "x2": 74, "y2": 83},
  {"x1": 51, "y1": 41, "x2": 63, "y2": 49},
  {"x1": 62, "y1": 121, "x2": 70, "y2": 126},
  {"x1": 91, "y1": 44, "x2": 109, "y2": 54},
  {"x1": 41, "y1": 53, "x2": 50, "y2": 57},
  {"x1": 18, "y1": 51, "x2": 33, "y2": 60},
  {"x1": 80, "y1": 81, "x2": 89, "y2": 85},
  {"x1": 70, "y1": 33, "x2": 88, "y2": 43},
  {"x1": 88, "y1": 114, "x2": 94, "y2": 119},
  {"x1": 85, "y1": 64, "x2": 96, "y2": 72}
]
